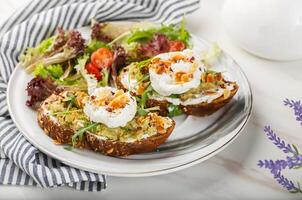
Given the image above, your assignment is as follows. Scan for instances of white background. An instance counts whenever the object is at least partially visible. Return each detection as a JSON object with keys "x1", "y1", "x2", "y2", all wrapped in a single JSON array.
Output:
[{"x1": 0, "y1": 0, "x2": 302, "y2": 199}]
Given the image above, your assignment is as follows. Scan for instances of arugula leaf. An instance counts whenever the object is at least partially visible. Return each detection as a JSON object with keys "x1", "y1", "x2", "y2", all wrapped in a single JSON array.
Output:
[
  {"x1": 137, "y1": 58, "x2": 151, "y2": 69},
  {"x1": 136, "y1": 84, "x2": 156, "y2": 116},
  {"x1": 168, "y1": 94, "x2": 180, "y2": 99},
  {"x1": 137, "y1": 108, "x2": 148, "y2": 116},
  {"x1": 137, "y1": 106, "x2": 160, "y2": 116},
  {"x1": 71, "y1": 122, "x2": 98, "y2": 148},
  {"x1": 168, "y1": 104, "x2": 183, "y2": 117},
  {"x1": 140, "y1": 84, "x2": 153, "y2": 108},
  {"x1": 64, "y1": 92, "x2": 77, "y2": 109}
]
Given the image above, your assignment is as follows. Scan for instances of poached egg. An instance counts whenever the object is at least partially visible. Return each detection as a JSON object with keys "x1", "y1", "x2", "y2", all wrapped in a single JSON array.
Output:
[
  {"x1": 149, "y1": 49, "x2": 204, "y2": 96},
  {"x1": 83, "y1": 87, "x2": 137, "y2": 128}
]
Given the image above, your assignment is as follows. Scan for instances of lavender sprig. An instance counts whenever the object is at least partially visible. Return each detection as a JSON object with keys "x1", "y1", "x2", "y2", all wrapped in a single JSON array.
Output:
[
  {"x1": 263, "y1": 126, "x2": 295, "y2": 154},
  {"x1": 258, "y1": 159, "x2": 288, "y2": 174},
  {"x1": 284, "y1": 99, "x2": 302, "y2": 126},
  {"x1": 273, "y1": 171, "x2": 302, "y2": 193},
  {"x1": 258, "y1": 155, "x2": 302, "y2": 174},
  {"x1": 258, "y1": 99, "x2": 302, "y2": 193}
]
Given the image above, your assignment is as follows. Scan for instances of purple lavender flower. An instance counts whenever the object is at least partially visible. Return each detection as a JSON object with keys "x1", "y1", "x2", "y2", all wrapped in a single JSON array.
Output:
[
  {"x1": 258, "y1": 155, "x2": 302, "y2": 174},
  {"x1": 258, "y1": 99, "x2": 302, "y2": 193},
  {"x1": 258, "y1": 159, "x2": 288, "y2": 174},
  {"x1": 284, "y1": 99, "x2": 302, "y2": 126},
  {"x1": 263, "y1": 126, "x2": 295, "y2": 154},
  {"x1": 272, "y1": 171, "x2": 301, "y2": 193}
]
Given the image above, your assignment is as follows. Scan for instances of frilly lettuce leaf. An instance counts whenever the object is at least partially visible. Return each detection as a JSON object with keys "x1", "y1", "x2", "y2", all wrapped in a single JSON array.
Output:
[
  {"x1": 124, "y1": 17, "x2": 190, "y2": 45},
  {"x1": 201, "y1": 43, "x2": 222, "y2": 67},
  {"x1": 20, "y1": 29, "x2": 85, "y2": 73},
  {"x1": 20, "y1": 37, "x2": 54, "y2": 68},
  {"x1": 33, "y1": 63, "x2": 63, "y2": 80}
]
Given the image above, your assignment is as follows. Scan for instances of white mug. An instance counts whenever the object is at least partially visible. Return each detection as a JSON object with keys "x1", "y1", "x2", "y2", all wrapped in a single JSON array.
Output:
[{"x1": 222, "y1": 0, "x2": 302, "y2": 61}]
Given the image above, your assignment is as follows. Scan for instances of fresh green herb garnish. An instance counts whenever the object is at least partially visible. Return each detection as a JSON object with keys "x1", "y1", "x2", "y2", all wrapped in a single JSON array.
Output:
[
  {"x1": 168, "y1": 94, "x2": 180, "y2": 99},
  {"x1": 137, "y1": 58, "x2": 151, "y2": 69},
  {"x1": 70, "y1": 122, "x2": 98, "y2": 149},
  {"x1": 120, "y1": 127, "x2": 132, "y2": 132},
  {"x1": 136, "y1": 84, "x2": 157, "y2": 116},
  {"x1": 137, "y1": 106, "x2": 160, "y2": 116},
  {"x1": 63, "y1": 93, "x2": 77, "y2": 110},
  {"x1": 52, "y1": 109, "x2": 82, "y2": 116},
  {"x1": 167, "y1": 104, "x2": 183, "y2": 117},
  {"x1": 140, "y1": 84, "x2": 153, "y2": 108},
  {"x1": 137, "y1": 108, "x2": 148, "y2": 116}
]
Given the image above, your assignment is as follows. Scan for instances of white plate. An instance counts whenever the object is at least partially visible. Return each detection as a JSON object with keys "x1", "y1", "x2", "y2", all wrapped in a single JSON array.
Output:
[{"x1": 7, "y1": 33, "x2": 252, "y2": 177}]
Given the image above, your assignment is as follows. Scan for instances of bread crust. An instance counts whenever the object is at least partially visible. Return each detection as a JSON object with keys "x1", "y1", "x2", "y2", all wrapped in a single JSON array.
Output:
[
  {"x1": 117, "y1": 66, "x2": 239, "y2": 117},
  {"x1": 85, "y1": 120, "x2": 175, "y2": 157},
  {"x1": 37, "y1": 108, "x2": 89, "y2": 149},
  {"x1": 37, "y1": 92, "x2": 175, "y2": 156},
  {"x1": 141, "y1": 83, "x2": 239, "y2": 117},
  {"x1": 180, "y1": 83, "x2": 239, "y2": 116}
]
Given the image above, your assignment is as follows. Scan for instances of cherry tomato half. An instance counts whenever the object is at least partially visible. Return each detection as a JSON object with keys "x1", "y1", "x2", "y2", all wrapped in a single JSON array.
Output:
[
  {"x1": 91, "y1": 48, "x2": 114, "y2": 69},
  {"x1": 85, "y1": 63, "x2": 102, "y2": 80}
]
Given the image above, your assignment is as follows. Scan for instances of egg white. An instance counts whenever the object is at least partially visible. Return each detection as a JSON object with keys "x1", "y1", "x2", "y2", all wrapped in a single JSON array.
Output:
[
  {"x1": 83, "y1": 87, "x2": 137, "y2": 128},
  {"x1": 149, "y1": 49, "x2": 204, "y2": 96},
  {"x1": 120, "y1": 71, "x2": 139, "y2": 93}
]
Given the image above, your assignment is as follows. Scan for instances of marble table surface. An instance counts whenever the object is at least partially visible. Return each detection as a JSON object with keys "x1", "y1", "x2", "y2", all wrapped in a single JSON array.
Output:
[{"x1": 0, "y1": 0, "x2": 302, "y2": 199}]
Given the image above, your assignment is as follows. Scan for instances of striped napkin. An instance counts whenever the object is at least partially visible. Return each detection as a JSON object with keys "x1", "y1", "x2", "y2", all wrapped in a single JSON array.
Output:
[{"x1": 0, "y1": 0, "x2": 200, "y2": 191}]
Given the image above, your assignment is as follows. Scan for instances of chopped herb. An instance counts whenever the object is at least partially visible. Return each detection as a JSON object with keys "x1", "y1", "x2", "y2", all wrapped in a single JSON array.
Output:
[
  {"x1": 137, "y1": 107, "x2": 148, "y2": 116},
  {"x1": 139, "y1": 74, "x2": 150, "y2": 82},
  {"x1": 137, "y1": 106, "x2": 160, "y2": 116},
  {"x1": 137, "y1": 58, "x2": 151, "y2": 69},
  {"x1": 52, "y1": 109, "x2": 82, "y2": 116},
  {"x1": 120, "y1": 127, "x2": 132, "y2": 132},
  {"x1": 140, "y1": 84, "x2": 153, "y2": 108},
  {"x1": 71, "y1": 122, "x2": 98, "y2": 148},
  {"x1": 64, "y1": 146, "x2": 74, "y2": 151},
  {"x1": 168, "y1": 104, "x2": 183, "y2": 117},
  {"x1": 168, "y1": 94, "x2": 180, "y2": 99}
]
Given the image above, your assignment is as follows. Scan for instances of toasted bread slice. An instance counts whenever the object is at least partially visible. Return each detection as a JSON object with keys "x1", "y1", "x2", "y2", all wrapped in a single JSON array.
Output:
[
  {"x1": 146, "y1": 82, "x2": 239, "y2": 116},
  {"x1": 37, "y1": 90, "x2": 175, "y2": 157},
  {"x1": 117, "y1": 63, "x2": 239, "y2": 117},
  {"x1": 37, "y1": 91, "x2": 90, "y2": 148},
  {"x1": 180, "y1": 83, "x2": 239, "y2": 116},
  {"x1": 86, "y1": 117, "x2": 175, "y2": 157}
]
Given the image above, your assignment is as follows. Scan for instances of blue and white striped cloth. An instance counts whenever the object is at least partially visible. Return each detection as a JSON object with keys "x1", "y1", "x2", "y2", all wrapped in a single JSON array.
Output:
[{"x1": 0, "y1": 0, "x2": 200, "y2": 191}]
